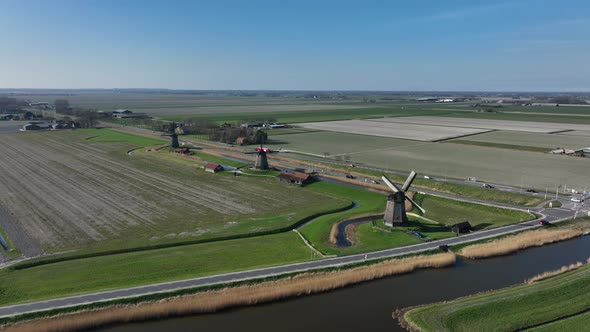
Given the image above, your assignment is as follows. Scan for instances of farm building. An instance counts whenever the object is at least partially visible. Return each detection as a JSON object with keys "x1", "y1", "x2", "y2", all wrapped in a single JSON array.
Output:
[
  {"x1": 278, "y1": 172, "x2": 313, "y2": 186},
  {"x1": 204, "y1": 163, "x2": 224, "y2": 173},
  {"x1": 21, "y1": 122, "x2": 50, "y2": 131},
  {"x1": 451, "y1": 222, "x2": 471, "y2": 234},
  {"x1": 112, "y1": 109, "x2": 150, "y2": 119}
]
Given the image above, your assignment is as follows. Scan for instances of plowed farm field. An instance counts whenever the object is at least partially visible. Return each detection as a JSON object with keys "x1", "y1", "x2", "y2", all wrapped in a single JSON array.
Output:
[{"x1": 0, "y1": 130, "x2": 345, "y2": 257}]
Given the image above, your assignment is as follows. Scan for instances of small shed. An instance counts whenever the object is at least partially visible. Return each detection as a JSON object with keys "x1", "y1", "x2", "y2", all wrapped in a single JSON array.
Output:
[
  {"x1": 278, "y1": 172, "x2": 313, "y2": 186},
  {"x1": 451, "y1": 222, "x2": 471, "y2": 234},
  {"x1": 204, "y1": 163, "x2": 224, "y2": 173}
]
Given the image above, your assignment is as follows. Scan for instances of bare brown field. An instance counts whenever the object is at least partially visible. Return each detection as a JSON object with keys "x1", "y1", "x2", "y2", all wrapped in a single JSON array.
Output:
[
  {"x1": 4, "y1": 253, "x2": 456, "y2": 332},
  {"x1": 0, "y1": 131, "x2": 342, "y2": 255},
  {"x1": 459, "y1": 229, "x2": 584, "y2": 259},
  {"x1": 371, "y1": 116, "x2": 590, "y2": 133},
  {"x1": 298, "y1": 119, "x2": 488, "y2": 141}
]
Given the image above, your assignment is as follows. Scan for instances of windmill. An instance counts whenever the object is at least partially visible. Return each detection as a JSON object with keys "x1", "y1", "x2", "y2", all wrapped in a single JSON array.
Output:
[
  {"x1": 162, "y1": 122, "x2": 180, "y2": 148},
  {"x1": 244, "y1": 145, "x2": 280, "y2": 170},
  {"x1": 381, "y1": 171, "x2": 426, "y2": 226}
]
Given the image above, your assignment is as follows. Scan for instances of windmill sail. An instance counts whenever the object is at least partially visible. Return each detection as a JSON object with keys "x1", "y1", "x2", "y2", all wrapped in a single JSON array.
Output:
[
  {"x1": 402, "y1": 171, "x2": 417, "y2": 192},
  {"x1": 406, "y1": 195, "x2": 426, "y2": 214},
  {"x1": 381, "y1": 175, "x2": 401, "y2": 193}
]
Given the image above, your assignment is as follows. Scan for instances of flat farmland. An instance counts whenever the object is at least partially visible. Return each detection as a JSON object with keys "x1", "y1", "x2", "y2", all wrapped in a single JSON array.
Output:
[
  {"x1": 272, "y1": 131, "x2": 590, "y2": 190},
  {"x1": 370, "y1": 116, "x2": 590, "y2": 133},
  {"x1": 560, "y1": 130, "x2": 590, "y2": 138},
  {"x1": 0, "y1": 130, "x2": 345, "y2": 256},
  {"x1": 297, "y1": 119, "x2": 489, "y2": 141},
  {"x1": 270, "y1": 131, "x2": 425, "y2": 156},
  {"x1": 451, "y1": 131, "x2": 590, "y2": 150}
]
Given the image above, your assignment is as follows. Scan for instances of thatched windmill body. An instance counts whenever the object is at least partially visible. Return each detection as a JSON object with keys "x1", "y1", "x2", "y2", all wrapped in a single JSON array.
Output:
[
  {"x1": 381, "y1": 171, "x2": 426, "y2": 226},
  {"x1": 245, "y1": 146, "x2": 274, "y2": 170},
  {"x1": 162, "y1": 122, "x2": 180, "y2": 148}
]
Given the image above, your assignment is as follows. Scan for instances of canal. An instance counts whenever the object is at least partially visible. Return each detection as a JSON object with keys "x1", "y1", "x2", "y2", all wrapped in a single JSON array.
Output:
[{"x1": 99, "y1": 236, "x2": 590, "y2": 332}]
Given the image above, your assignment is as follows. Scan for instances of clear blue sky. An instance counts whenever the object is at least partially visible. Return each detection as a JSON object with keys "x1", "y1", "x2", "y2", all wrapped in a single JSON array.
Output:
[{"x1": 1, "y1": 0, "x2": 588, "y2": 91}]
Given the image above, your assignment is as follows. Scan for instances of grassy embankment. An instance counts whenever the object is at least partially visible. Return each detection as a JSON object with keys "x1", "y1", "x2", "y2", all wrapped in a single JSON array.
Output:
[
  {"x1": 404, "y1": 256, "x2": 590, "y2": 332},
  {"x1": 0, "y1": 232, "x2": 312, "y2": 307},
  {"x1": 5, "y1": 253, "x2": 456, "y2": 332},
  {"x1": 299, "y1": 182, "x2": 534, "y2": 256}
]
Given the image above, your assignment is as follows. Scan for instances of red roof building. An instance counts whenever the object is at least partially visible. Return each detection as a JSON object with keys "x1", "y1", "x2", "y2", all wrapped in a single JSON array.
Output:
[{"x1": 205, "y1": 163, "x2": 224, "y2": 173}]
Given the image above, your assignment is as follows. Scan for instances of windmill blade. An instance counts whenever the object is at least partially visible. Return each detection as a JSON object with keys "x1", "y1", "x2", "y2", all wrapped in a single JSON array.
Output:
[
  {"x1": 381, "y1": 175, "x2": 401, "y2": 193},
  {"x1": 401, "y1": 170, "x2": 417, "y2": 192},
  {"x1": 405, "y1": 195, "x2": 426, "y2": 214}
]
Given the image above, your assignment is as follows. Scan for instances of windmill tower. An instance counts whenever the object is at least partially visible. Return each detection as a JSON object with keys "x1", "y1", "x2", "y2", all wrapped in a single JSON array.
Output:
[
  {"x1": 245, "y1": 145, "x2": 272, "y2": 170},
  {"x1": 162, "y1": 122, "x2": 180, "y2": 148},
  {"x1": 254, "y1": 148, "x2": 269, "y2": 170},
  {"x1": 381, "y1": 171, "x2": 426, "y2": 226}
]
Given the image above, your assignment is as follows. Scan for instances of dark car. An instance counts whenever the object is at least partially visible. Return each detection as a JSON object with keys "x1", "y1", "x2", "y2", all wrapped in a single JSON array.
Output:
[
  {"x1": 345, "y1": 174, "x2": 355, "y2": 179},
  {"x1": 482, "y1": 183, "x2": 494, "y2": 189},
  {"x1": 538, "y1": 220, "x2": 550, "y2": 225},
  {"x1": 526, "y1": 189, "x2": 538, "y2": 193}
]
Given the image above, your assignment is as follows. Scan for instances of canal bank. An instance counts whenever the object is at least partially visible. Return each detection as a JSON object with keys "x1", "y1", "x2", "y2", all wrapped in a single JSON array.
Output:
[{"x1": 97, "y1": 236, "x2": 590, "y2": 332}]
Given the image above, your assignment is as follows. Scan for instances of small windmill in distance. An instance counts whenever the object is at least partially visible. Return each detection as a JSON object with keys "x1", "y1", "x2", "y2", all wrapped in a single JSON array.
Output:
[
  {"x1": 162, "y1": 122, "x2": 180, "y2": 148},
  {"x1": 381, "y1": 171, "x2": 426, "y2": 226}
]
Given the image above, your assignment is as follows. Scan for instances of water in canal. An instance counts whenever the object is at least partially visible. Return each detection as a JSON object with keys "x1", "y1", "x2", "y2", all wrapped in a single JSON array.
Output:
[{"x1": 99, "y1": 236, "x2": 590, "y2": 332}]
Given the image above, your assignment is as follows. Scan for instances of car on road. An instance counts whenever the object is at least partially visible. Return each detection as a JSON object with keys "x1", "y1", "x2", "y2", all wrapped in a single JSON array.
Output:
[
  {"x1": 423, "y1": 175, "x2": 431, "y2": 179},
  {"x1": 371, "y1": 180, "x2": 379, "y2": 184},
  {"x1": 482, "y1": 183, "x2": 494, "y2": 189},
  {"x1": 345, "y1": 174, "x2": 355, "y2": 179},
  {"x1": 538, "y1": 220, "x2": 550, "y2": 226},
  {"x1": 571, "y1": 197, "x2": 584, "y2": 203},
  {"x1": 526, "y1": 189, "x2": 538, "y2": 193}
]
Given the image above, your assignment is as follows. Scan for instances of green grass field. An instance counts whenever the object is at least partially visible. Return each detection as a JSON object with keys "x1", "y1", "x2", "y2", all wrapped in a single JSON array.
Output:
[
  {"x1": 414, "y1": 194, "x2": 534, "y2": 229},
  {"x1": 0, "y1": 232, "x2": 311, "y2": 306},
  {"x1": 192, "y1": 151, "x2": 250, "y2": 168},
  {"x1": 299, "y1": 181, "x2": 386, "y2": 255},
  {"x1": 404, "y1": 263, "x2": 590, "y2": 332},
  {"x1": 530, "y1": 311, "x2": 590, "y2": 332},
  {"x1": 298, "y1": 183, "x2": 531, "y2": 256}
]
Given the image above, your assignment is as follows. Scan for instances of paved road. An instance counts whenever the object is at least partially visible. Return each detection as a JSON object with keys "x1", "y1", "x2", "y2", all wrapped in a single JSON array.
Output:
[{"x1": 0, "y1": 206, "x2": 578, "y2": 318}]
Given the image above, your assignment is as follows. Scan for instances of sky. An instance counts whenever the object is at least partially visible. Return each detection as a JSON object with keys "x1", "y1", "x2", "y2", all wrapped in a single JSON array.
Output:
[{"x1": 0, "y1": 0, "x2": 589, "y2": 91}]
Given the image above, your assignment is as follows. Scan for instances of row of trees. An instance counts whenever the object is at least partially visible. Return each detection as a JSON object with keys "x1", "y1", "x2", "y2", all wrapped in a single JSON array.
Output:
[
  {"x1": 53, "y1": 99, "x2": 97, "y2": 128},
  {"x1": 0, "y1": 97, "x2": 29, "y2": 113}
]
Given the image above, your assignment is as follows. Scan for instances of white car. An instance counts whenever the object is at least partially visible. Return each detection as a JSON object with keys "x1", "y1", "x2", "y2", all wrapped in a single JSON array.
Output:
[
  {"x1": 423, "y1": 175, "x2": 431, "y2": 179},
  {"x1": 571, "y1": 197, "x2": 584, "y2": 203}
]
